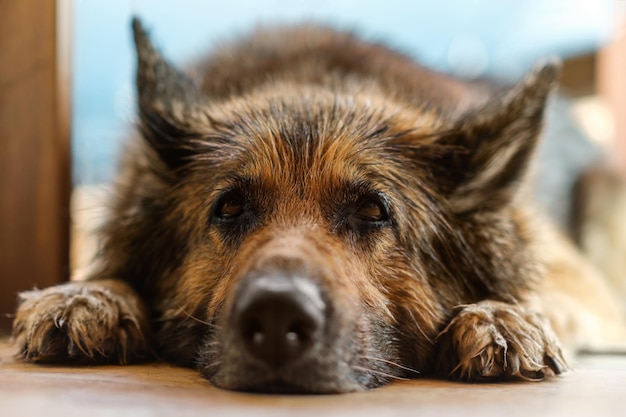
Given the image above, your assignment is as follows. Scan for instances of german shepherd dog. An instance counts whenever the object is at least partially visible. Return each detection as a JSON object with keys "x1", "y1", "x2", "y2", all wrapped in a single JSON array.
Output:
[{"x1": 12, "y1": 18, "x2": 626, "y2": 393}]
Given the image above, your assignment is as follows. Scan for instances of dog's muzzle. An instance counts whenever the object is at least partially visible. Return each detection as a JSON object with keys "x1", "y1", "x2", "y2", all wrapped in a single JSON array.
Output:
[{"x1": 232, "y1": 274, "x2": 326, "y2": 370}]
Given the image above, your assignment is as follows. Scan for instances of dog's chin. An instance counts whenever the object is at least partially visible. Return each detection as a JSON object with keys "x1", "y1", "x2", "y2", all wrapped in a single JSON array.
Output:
[
  {"x1": 205, "y1": 366, "x2": 368, "y2": 394},
  {"x1": 202, "y1": 356, "x2": 376, "y2": 394}
]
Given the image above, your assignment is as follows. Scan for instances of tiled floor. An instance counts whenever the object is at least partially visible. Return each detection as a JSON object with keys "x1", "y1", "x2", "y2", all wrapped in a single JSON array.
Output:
[{"x1": 1, "y1": 340, "x2": 625, "y2": 417}]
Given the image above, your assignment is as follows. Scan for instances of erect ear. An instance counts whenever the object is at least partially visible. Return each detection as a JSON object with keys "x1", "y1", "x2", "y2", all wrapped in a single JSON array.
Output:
[
  {"x1": 132, "y1": 17, "x2": 206, "y2": 170},
  {"x1": 433, "y1": 60, "x2": 561, "y2": 214}
]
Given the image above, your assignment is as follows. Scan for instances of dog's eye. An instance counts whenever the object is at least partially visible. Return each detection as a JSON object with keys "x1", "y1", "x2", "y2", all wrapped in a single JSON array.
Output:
[
  {"x1": 343, "y1": 193, "x2": 391, "y2": 235},
  {"x1": 354, "y1": 196, "x2": 390, "y2": 222},
  {"x1": 214, "y1": 191, "x2": 245, "y2": 220}
]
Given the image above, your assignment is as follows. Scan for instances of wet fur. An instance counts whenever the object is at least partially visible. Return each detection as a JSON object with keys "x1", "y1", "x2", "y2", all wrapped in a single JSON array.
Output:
[{"x1": 12, "y1": 19, "x2": 626, "y2": 393}]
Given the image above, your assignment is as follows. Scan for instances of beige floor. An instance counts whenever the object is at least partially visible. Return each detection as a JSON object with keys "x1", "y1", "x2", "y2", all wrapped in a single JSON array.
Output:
[{"x1": 1, "y1": 339, "x2": 625, "y2": 417}]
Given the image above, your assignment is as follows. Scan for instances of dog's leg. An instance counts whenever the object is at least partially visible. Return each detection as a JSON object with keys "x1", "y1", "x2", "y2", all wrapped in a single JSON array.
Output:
[
  {"x1": 436, "y1": 300, "x2": 567, "y2": 381},
  {"x1": 12, "y1": 279, "x2": 150, "y2": 364},
  {"x1": 535, "y1": 217, "x2": 626, "y2": 353}
]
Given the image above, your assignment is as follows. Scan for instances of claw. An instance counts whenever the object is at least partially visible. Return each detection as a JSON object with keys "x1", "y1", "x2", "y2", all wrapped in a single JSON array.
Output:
[
  {"x1": 544, "y1": 354, "x2": 565, "y2": 375},
  {"x1": 53, "y1": 316, "x2": 66, "y2": 329}
]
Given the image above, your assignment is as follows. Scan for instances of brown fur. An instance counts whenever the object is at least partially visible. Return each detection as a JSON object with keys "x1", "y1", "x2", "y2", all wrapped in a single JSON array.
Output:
[{"x1": 12, "y1": 18, "x2": 626, "y2": 393}]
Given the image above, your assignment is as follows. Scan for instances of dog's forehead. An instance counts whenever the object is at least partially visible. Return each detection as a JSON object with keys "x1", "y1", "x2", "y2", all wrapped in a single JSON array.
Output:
[
  {"x1": 217, "y1": 107, "x2": 408, "y2": 189},
  {"x1": 210, "y1": 90, "x2": 443, "y2": 171}
]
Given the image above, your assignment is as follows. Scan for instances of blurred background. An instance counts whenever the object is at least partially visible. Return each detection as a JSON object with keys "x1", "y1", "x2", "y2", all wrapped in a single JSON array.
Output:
[{"x1": 72, "y1": 0, "x2": 623, "y2": 185}]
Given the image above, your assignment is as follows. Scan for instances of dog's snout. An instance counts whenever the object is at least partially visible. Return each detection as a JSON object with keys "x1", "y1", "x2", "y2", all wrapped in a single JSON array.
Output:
[{"x1": 234, "y1": 275, "x2": 325, "y2": 369}]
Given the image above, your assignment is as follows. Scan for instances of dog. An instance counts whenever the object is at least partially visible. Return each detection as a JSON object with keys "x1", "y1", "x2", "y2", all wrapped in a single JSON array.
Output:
[{"x1": 12, "y1": 18, "x2": 626, "y2": 393}]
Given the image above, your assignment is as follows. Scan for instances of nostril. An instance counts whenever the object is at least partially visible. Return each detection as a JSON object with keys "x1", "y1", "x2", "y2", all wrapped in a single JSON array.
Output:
[
  {"x1": 234, "y1": 275, "x2": 325, "y2": 368},
  {"x1": 243, "y1": 317, "x2": 265, "y2": 346},
  {"x1": 287, "y1": 320, "x2": 313, "y2": 343}
]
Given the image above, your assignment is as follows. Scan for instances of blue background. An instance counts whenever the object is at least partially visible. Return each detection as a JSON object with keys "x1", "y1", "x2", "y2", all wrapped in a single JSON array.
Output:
[{"x1": 72, "y1": 0, "x2": 615, "y2": 184}]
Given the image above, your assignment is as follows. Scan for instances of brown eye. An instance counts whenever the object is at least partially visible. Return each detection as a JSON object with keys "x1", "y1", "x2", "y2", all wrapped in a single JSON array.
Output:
[
  {"x1": 214, "y1": 191, "x2": 245, "y2": 220},
  {"x1": 354, "y1": 197, "x2": 389, "y2": 222},
  {"x1": 219, "y1": 199, "x2": 243, "y2": 218}
]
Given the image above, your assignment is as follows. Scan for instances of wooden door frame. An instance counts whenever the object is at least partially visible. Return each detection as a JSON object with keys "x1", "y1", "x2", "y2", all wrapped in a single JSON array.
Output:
[{"x1": 0, "y1": 0, "x2": 72, "y2": 331}]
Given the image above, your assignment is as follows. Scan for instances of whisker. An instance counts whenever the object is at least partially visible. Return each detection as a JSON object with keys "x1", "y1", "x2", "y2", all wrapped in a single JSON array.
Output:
[
  {"x1": 359, "y1": 356, "x2": 420, "y2": 375},
  {"x1": 407, "y1": 308, "x2": 434, "y2": 345},
  {"x1": 176, "y1": 304, "x2": 218, "y2": 328},
  {"x1": 352, "y1": 365, "x2": 410, "y2": 381},
  {"x1": 203, "y1": 361, "x2": 222, "y2": 369}
]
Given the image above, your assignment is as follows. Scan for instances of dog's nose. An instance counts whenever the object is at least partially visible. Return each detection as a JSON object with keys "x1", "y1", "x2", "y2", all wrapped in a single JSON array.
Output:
[{"x1": 234, "y1": 274, "x2": 325, "y2": 368}]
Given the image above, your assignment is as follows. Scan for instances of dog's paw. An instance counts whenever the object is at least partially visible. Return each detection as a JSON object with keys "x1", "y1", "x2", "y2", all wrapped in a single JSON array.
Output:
[
  {"x1": 12, "y1": 280, "x2": 149, "y2": 364},
  {"x1": 436, "y1": 301, "x2": 567, "y2": 381}
]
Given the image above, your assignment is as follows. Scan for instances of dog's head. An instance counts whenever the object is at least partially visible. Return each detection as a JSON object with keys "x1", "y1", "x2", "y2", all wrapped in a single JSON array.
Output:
[{"x1": 112, "y1": 19, "x2": 558, "y2": 393}]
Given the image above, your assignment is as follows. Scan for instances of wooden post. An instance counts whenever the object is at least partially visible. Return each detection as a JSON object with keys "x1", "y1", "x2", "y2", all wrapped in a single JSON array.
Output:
[
  {"x1": 0, "y1": 0, "x2": 72, "y2": 330},
  {"x1": 598, "y1": 16, "x2": 626, "y2": 175}
]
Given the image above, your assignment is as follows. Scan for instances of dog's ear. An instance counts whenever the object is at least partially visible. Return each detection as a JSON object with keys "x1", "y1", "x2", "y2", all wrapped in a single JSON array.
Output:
[
  {"x1": 132, "y1": 17, "x2": 206, "y2": 170},
  {"x1": 433, "y1": 61, "x2": 560, "y2": 214}
]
